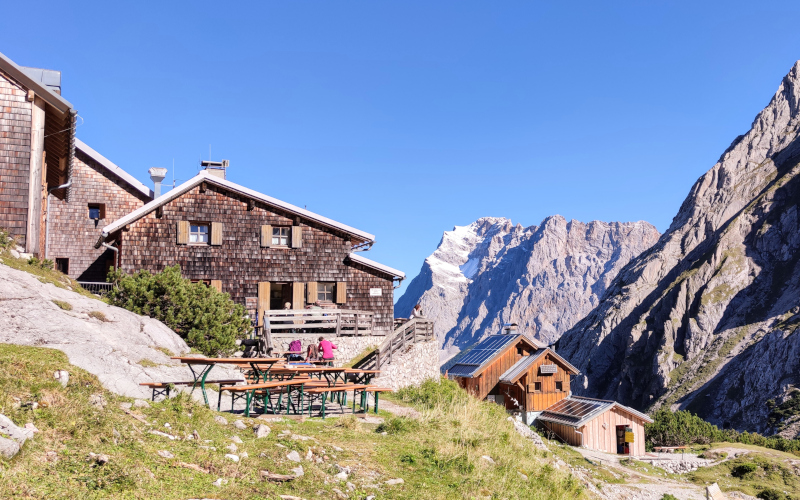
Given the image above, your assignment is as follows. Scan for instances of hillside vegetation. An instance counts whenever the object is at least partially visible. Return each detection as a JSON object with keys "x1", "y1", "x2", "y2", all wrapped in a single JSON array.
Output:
[{"x1": 0, "y1": 344, "x2": 583, "y2": 499}]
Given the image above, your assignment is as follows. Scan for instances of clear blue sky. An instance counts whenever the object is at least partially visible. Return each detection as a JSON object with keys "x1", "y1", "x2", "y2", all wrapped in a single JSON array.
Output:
[{"x1": 3, "y1": 1, "x2": 800, "y2": 299}]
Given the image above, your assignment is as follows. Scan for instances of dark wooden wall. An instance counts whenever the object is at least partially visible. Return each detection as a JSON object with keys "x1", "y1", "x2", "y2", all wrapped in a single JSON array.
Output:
[
  {"x1": 0, "y1": 71, "x2": 33, "y2": 246},
  {"x1": 115, "y1": 182, "x2": 396, "y2": 333},
  {"x1": 524, "y1": 352, "x2": 572, "y2": 412},
  {"x1": 47, "y1": 150, "x2": 151, "y2": 280},
  {"x1": 454, "y1": 337, "x2": 537, "y2": 400}
]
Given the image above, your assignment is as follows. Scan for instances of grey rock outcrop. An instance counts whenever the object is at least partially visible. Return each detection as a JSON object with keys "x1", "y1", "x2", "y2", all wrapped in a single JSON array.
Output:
[
  {"x1": 557, "y1": 60, "x2": 800, "y2": 434},
  {"x1": 0, "y1": 261, "x2": 240, "y2": 400},
  {"x1": 0, "y1": 414, "x2": 34, "y2": 458},
  {"x1": 397, "y1": 216, "x2": 659, "y2": 362}
]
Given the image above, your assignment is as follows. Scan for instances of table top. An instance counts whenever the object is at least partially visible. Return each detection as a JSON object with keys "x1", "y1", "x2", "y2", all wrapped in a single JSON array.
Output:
[
  {"x1": 171, "y1": 357, "x2": 282, "y2": 364},
  {"x1": 344, "y1": 369, "x2": 381, "y2": 374}
]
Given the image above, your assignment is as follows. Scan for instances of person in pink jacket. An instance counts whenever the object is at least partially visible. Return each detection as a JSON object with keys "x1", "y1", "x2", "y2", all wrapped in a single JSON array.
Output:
[{"x1": 318, "y1": 336, "x2": 337, "y2": 364}]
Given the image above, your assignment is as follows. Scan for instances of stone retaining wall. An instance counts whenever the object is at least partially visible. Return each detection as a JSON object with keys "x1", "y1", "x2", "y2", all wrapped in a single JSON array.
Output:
[
  {"x1": 372, "y1": 340, "x2": 440, "y2": 390},
  {"x1": 271, "y1": 334, "x2": 382, "y2": 366}
]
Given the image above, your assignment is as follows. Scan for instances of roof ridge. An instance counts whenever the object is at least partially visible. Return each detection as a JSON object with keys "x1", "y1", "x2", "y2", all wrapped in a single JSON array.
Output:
[{"x1": 75, "y1": 139, "x2": 153, "y2": 199}]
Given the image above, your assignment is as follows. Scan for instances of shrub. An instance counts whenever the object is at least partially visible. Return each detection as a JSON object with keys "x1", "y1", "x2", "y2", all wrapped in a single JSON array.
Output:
[
  {"x1": 0, "y1": 228, "x2": 12, "y2": 249},
  {"x1": 106, "y1": 265, "x2": 251, "y2": 356},
  {"x1": 376, "y1": 416, "x2": 419, "y2": 435},
  {"x1": 28, "y1": 256, "x2": 54, "y2": 270},
  {"x1": 731, "y1": 462, "x2": 758, "y2": 478},
  {"x1": 646, "y1": 409, "x2": 800, "y2": 454},
  {"x1": 661, "y1": 495, "x2": 679, "y2": 500},
  {"x1": 757, "y1": 488, "x2": 785, "y2": 500},
  {"x1": 88, "y1": 311, "x2": 108, "y2": 322},
  {"x1": 52, "y1": 300, "x2": 72, "y2": 311}
]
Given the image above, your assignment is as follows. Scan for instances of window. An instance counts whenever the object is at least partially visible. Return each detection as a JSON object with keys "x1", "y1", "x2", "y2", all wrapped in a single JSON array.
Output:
[
  {"x1": 534, "y1": 382, "x2": 541, "y2": 392},
  {"x1": 556, "y1": 381, "x2": 563, "y2": 392},
  {"x1": 189, "y1": 224, "x2": 209, "y2": 244},
  {"x1": 55, "y1": 258, "x2": 69, "y2": 274},
  {"x1": 271, "y1": 227, "x2": 290, "y2": 246},
  {"x1": 317, "y1": 282, "x2": 334, "y2": 302},
  {"x1": 88, "y1": 203, "x2": 105, "y2": 220}
]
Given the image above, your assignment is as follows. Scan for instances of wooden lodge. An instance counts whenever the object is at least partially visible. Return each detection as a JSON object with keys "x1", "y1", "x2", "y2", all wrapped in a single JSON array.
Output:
[
  {"x1": 448, "y1": 332, "x2": 653, "y2": 456},
  {"x1": 0, "y1": 52, "x2": 77, "y2": 257},
  {"x1": 95, "y1": 169, "x2": 405, "y2": 335}
]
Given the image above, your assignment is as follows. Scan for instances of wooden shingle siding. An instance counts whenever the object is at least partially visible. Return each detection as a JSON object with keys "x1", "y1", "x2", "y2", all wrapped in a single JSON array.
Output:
[
  {"x1": 115, "y1": 183, "x2": 395, "y2": 333},
  {"x1": 46, "y1": 150, "x2": 150, "y2": 281},
  {"x1": 0, "y1": 70, "x2": 34, "y2": 246}
]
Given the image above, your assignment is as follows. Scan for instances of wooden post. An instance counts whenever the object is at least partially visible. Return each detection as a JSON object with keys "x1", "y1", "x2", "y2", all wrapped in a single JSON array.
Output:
[
  {"x1": 26, "y1": 97, "x2": 46, "y2": 255},
  {"x1": 355, "y1": 314, "x2": 359, "y2": 336},
  {"x1": 336, "y1": 313, "x2": 341, "y2": 336}
]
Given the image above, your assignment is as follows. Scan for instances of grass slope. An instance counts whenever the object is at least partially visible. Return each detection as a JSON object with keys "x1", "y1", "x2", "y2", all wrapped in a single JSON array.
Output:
[{"x1": 0, "y1": 344, "x2": 583, "y2": 499}]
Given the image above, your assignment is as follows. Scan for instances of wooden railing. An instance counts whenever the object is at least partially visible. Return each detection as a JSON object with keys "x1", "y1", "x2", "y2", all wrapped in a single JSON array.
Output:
[
  {"x1": 354, "y1": 317, "x2": 435, "y2": 370},
  {"x1": 262, "y1": 309, "x2": 375, "y2": 337}
]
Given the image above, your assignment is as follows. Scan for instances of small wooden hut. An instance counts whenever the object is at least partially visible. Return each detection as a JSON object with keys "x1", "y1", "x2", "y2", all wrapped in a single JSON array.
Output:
[
  {"x1": 496, "y1": 347, "x2": 580, "y2": 415},
  {"x1": 536, "y1": 396, "x2": 653, "y2": 456}
]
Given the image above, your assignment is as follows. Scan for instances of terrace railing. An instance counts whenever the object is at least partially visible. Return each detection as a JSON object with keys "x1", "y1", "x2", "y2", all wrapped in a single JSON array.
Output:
[
  {"x1": 263, "y1": 309, "x2": 376, "y2": 337},
  {"x1": 77, "y1": 281, "x2": 114, "y2": 296},
  {"x1": 354, "y1": 317, "x2": 435, "y2": 371}
]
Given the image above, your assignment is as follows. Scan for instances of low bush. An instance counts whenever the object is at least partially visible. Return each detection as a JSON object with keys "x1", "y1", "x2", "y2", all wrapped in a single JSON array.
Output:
[
  {"x1": 732, "y1": 462, "x2": 758, "y2": 478},
  {"x1": 27, "y1": 256, "x2": 54, "y2": 270},
  {"x1": 52, "y1": 300, "x2": 72, "y2": 311},
  {"x1": 757, "y1": 488, "x2": 786, "y2": 500},
  {"x1": 646, "y1": 409, "x2": 800, "y2": 454},
  {"x1": 88, "y1": 311, "x2": 108, "y2": 322},
  {"x1": 106, "y1": 265, "x2": 251, "y2": 356}
]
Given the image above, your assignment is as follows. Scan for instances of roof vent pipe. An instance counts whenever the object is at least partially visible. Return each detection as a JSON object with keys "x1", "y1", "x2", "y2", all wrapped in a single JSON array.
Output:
[
  {"x1": 502, "y1": 323, "x2": 519, "y2": 335},
  {"x1": 148, "y1": 168, "x2": 168, "y2": 198}
]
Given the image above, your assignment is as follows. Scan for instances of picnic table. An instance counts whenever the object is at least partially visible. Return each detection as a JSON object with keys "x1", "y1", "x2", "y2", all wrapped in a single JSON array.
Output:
[{"x1": 171, "y1": 356, "x2": 282, "y2": 406}]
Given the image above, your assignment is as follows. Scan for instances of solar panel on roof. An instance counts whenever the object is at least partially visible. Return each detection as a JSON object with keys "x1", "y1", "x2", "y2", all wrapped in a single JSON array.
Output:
[
  {"x1": 447, "y1": 364, "x2": 477, "y2": 377},
  {"x1": 454, "y1": 335, "x2": 517, "y2": 367}
]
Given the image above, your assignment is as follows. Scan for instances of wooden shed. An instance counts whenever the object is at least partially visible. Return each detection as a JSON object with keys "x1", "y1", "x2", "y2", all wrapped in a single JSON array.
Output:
[
  {"x1": 448, "y1": 334, "x2": 543, "y2": 400},
  {"x1": 536, "y1": 396, "x2": 653, "y2": 457},
  {"x1": 496, "y1": 347, "x2": 580, "y2": 414}
]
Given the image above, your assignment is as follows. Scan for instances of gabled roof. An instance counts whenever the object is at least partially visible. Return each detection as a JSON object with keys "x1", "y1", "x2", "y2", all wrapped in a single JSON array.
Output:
[
  {"x1": 537, "y1": 396, "x2": 653, "y2": 428},
  {"x1": 0, "y1": 51, "x2": 73, "y2": 113},
  {"x1": 347, "y1": 252, "x2": 405, "y2": 280},
  {"x1": 75, "y1": 139, "x2": 153, "y2": 199},
  {"x1": 498, "y1": 348, "x2": 581, "y2": 384},
  {"x1": 100, "y1": 171, "x2": 376, "y2": 244},
  {"x1": 447, "y1": 334, "x2": 539, "y2": 378}
]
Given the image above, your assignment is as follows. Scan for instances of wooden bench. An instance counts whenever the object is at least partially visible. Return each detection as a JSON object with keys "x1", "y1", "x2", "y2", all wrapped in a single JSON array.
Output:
[
  {"x1": 353, "y1": 386, "x2": 393, "y2": 414},
  {"x1": 219, "y1": 380, "x2": 309, "y2": 417},
  {"x1": 140, "y1": 379, "x2": 244, "y2": 401},
  {"x1": 304, "y1": 384, "x2": 369, "y2": 419}
]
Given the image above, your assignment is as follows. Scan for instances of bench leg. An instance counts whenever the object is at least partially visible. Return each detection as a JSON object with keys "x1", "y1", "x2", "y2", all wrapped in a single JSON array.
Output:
[
  {"x1": 321, "y1": 392, "x2": 327, "y2": 419},
  {"x1": 374, "y1": 392, "x2": 379, "y2": 414},
  {"x1": 244, "y1": 390, "x2": 254, "y2": 418}
]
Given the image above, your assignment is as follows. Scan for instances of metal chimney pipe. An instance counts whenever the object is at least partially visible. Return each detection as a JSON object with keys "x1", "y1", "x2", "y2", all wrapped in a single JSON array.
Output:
[{"x1": 148, "y1": 167, "x2": 168, "y2": 198}]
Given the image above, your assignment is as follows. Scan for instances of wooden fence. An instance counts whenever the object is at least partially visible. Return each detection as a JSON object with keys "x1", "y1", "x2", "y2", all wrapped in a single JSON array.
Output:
[{"x1": 354, "y1": 317, "x2": 435, "y2": 370}]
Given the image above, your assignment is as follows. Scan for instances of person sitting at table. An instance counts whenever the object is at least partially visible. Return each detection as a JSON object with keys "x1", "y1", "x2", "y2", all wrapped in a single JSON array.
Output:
[
  {"x1": 306, "y1": 343, "x2": 320, "y2": 362},
  {"x1": 287, "y1": 339, "x2": 303, "y2": 361},
  {"x1": 318, "y1": 336, "x2": 337, "y2": 365}
]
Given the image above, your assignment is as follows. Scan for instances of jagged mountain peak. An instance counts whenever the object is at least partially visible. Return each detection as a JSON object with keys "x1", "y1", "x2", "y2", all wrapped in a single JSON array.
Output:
[
  {"x1": 397, "y1": 215, "x2": 660, "y2": 363},
  {"x1": 556, "y1": 60, "x2": 800, "y2": 435}
]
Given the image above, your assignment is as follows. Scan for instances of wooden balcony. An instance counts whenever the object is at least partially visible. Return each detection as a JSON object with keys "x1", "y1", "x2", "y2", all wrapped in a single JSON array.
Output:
[{"x1": 262, "y1": 309, "x2": 376, "y2": 337}]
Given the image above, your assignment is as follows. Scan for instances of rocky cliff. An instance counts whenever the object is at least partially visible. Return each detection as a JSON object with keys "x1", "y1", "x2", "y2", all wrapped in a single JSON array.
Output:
[
  {"x1": 396, "y1": 216, "x2": 660, "y2": 362},
  {"x1": 557, "y1": 61, "x2": 800, "y2": 436}
]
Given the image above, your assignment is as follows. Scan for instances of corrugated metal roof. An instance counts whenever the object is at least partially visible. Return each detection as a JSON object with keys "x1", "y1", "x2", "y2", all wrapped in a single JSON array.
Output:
[
  {"x1": 498, "y1": 350, "x2": 545, "y2": 383},
  {"x1": 537, "y1": 396, "x2": 653, "y2": 428}
]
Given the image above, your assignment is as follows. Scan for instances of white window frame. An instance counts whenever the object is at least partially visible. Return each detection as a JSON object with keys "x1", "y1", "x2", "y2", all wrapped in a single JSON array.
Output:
[
  {"x1": 272, "y1": 226, "x2": 290, "y2": 246},
  {"x1": 317, "y1": 282, "x2": 334, "y2": 303},
  {"x1": 189, "y1": 223, "x2": 210, "y2": 244}
]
